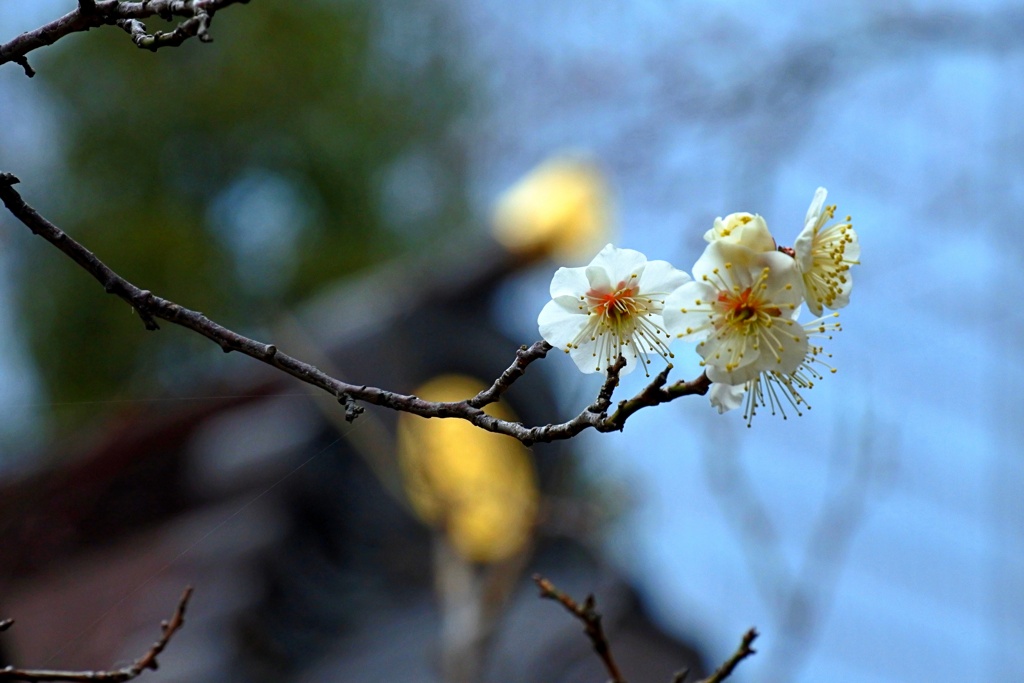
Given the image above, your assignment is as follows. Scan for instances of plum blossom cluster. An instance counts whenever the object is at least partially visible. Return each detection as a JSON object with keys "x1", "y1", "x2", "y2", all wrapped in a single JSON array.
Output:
[{"x1": 538, "y1": 188, "x2": 859, "y2": 424}]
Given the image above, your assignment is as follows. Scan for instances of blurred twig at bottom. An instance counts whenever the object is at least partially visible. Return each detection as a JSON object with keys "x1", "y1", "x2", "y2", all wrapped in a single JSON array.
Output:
[
  {"x1": 533, "y1": 574, "x2": 757, "y2": 683},
  {"x1": 0, "y1": 587, "x2": 192, "y2": 682}
]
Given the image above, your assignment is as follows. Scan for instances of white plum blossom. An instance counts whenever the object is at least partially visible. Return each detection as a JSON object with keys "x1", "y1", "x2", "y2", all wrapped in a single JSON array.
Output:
[
  {"x1": 538, "y1": 244, "x2": 691, "y2": 376},
  {"x1": 794, "y1": 187, "x2": 860, "y2": 316},
  {"x1": 717, "y1": 313, "x2": 843, "y2": 426},
  {"x1": 703, "y1": 212, "x2": 776, "y2": 252},
  {"x1": 675, "y1": 190, "x2": 858, "y2": 424},
  {"x1": 534, "y1": 186, "x2": 858, "y2": 426},
  {"x1": 663, "y1": 240, "x2": 806, "y2": 386}
]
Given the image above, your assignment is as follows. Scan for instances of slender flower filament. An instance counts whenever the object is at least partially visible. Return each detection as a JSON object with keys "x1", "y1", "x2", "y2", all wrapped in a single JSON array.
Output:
[
  {"x1": 799, "y1": 202, "x2": 860, "y2": 313},
  {"x1": 701, "y1": 267, "x2": 798, "y2": 372},
  {"x1": 570, "y1": 277, "x2": 674, "y2": 374},
  {"x1": 738, "y1": 312, "x2": 842, "y2": 426}
]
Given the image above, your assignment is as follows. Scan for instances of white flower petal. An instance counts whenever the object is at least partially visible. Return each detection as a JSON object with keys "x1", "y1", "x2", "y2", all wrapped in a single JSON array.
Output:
[
  {"x1": 703, "y1": 319, "x2": 807, "y2": 382},
  {"x1": 844, "y1": 233, "x2": 861, "y2": 262},
  {"x1": 567, "y1": 337, "x2": 639, "y2": 376},
  {"x1": 673, "y1": 240, "x2": 807, "y2": 378},
  {"x1": 691, "y1": 240, "x2": 755, "y2": 285},
  {"x1": 793, "y1": 189, "x2": 859, "y2": 315},
  {"x1": 537, "y1": 298, "x2": 587, "y2": 350},
  {"x1": 549, "y1": 265, "x2": 591, "y2": 299},
  {"x1": 698, "y1": 328, "x2": 763, "y2": 373},
  {"x1": 637, "y1": 259, "x2": 691, "y2": 307},
  {"x1": 758, "y1": 250, "x2": 805, "y2": 307},
  {"x1": 706, "y1": 363, "x2": 759, "y2": 386},
  {"x1": 793, "y1": 219, "x2": 816, "y2": 274},
  {"x1": 804, "y1": 187, "x2": 828, "y2": 226},
  {"x1": 589, "y1": 243, "x2": 647, "y2": 280},
  {"x1": 585, "y1": 264, "x2": 614, "y2": 293},
  {"x1": 538, "y1": 243, "x2": 682, "y2": 377},
  {"x1": 708, "y1": 382, "x2": 745, "y2": 414},
  {"x1": 663, "y1": 280, "x2": 718, "y2": 341},
  {"x1": 704, "y1": 212, "x2": 776, "y2": 252}
]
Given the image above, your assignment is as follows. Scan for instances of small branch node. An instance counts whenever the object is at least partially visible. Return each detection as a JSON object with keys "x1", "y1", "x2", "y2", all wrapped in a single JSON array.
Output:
[
  {"x1": 339, "y1": 393, "x2": 364, "y2": 422},
  {"x1": 0, "y1": 619, "x2": 12, "y2": 633},
  {"x1": 131, "y1": 290, "x2": 160, "y2": 331},
  {"x1": 13, "y1": 57, "x2": 35, "y2": 78},
  {"x1": 652, "y1": 363, "x2": 672, "y2": 388},
  {"x1": 196, "y1": 12, "x2": 213, "y2": 42}
]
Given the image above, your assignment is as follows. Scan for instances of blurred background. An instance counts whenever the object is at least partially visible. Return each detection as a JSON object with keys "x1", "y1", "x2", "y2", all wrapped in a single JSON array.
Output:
[{"x1": 0, "y1": 1, "x2": 1022, "y2": 682}]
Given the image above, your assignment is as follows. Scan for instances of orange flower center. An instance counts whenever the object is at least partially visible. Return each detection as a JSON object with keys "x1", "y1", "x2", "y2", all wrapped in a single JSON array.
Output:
[
  {"x1": 587, "y1": 281, "x2": 636, "y2": 319},
  {"x1": 717, "y1": 287, "x2": 780, "y2": 323}
]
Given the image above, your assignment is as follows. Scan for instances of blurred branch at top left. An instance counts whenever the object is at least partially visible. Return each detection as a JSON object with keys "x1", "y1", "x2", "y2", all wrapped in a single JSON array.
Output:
[{"x1": 0, "y1": 0, "x2": 249, "y2": 77}]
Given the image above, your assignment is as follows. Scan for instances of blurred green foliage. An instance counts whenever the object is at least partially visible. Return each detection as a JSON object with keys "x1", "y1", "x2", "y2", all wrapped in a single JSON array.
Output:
[{"x1": 15, "y1": 1, "x2": 476, "y2": 426}]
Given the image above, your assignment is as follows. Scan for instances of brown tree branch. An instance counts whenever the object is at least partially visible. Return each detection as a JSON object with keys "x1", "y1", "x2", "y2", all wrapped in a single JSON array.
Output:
[
  {"x1": 467, "y1": 340, "x2": 553, "y2": 409},
  {"x1": 0, "y1": 0, "x2": 249, "y2": 76},
  {"x1": 688, "y1": 628, "x2": 758, "y2": 683},
  {"x1": 534, "y1": 575, "x2": 758, "y2": 683},
  {"x1": 605, "y1": 364, "x2": 711, "y2": 431},
  {"x1": 0, "y1": 587, "x2": 192, "y2": 683},
  {"x1": 115, "y1": 13, "x2": 212, "y2": 50},
  {"x1": 532, "y1": 574, "x2": 627, "y2": 683},
  {"x1": 0, "y1": 172, "x2": 710, "y2": 445}
]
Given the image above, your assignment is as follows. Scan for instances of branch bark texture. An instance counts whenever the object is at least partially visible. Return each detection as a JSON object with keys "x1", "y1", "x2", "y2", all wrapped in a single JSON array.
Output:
[{"x1": 0, "y1": 0, "x2": 249, "y2": 76}]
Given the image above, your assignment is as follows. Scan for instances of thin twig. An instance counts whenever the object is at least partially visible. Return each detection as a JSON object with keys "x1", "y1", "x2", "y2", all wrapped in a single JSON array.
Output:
[
  {"x1": 605, "y1": 366, "x2": 711, "y2": 430},
  {"x1": 692, "y1": 628, "x2": 758, "y2": 683},
  {"x1": 0, "y1": 587, "x2": 193, "y2": 682},
  {"x1": 0, "y1": 0, "x2": 248, "y2": 75},
  {"x1": 467, "y1": 341, "x2": 553, "y2": 408},
  {"x1": 533, "y1": 574, "x2": 627, "y2": 683},
  {"x1": 12, "y1": 57, "x2": 34, "y2": 78},
  {"x1": 0, "y1": 173, "x2": 711, "y2": 445},
  {"x1": 671, "y1": 667, "x2": 691, "y2": 683},
  {"x1": 533, "y1": 575, "x2": 757, "y2": 683}
]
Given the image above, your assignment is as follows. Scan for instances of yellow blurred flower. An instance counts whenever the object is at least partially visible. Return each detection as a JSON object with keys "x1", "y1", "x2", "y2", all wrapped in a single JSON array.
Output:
[
  {"x1": 492, "y1": 153, "x2": 612, "y2": 262},
  {"x1": 397, "y1": 375, "x2": 539, "y2": 563}
]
